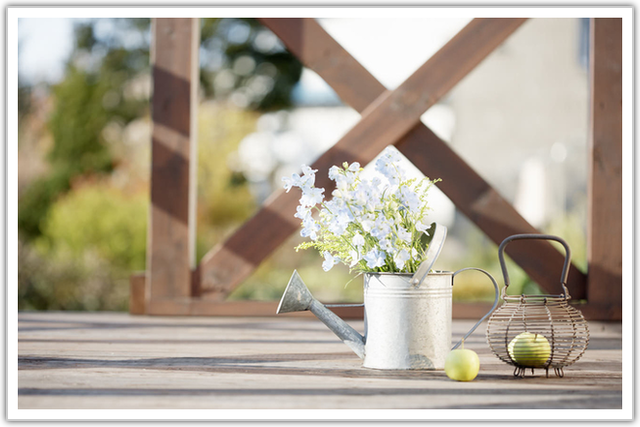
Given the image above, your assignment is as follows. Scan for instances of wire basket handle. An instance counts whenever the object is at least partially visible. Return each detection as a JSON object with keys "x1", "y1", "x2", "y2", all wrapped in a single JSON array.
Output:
[{"x1": 498, "y1": 234, "x2": 572, "y2": 299}]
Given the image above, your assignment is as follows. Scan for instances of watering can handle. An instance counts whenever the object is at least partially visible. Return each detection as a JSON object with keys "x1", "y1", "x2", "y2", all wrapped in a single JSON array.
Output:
[
  {"x1": 497, "y1": 234, "x2": 571, "y2": 299},
  {"x1": 451, "y1": 267, "x2": 499, "y2": 350}
]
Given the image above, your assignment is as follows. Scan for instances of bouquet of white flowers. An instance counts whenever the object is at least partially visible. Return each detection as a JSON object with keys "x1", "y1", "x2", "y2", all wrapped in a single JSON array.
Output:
[{"x1": 283, "y1": 147, "x2": 441, "y2": 274}]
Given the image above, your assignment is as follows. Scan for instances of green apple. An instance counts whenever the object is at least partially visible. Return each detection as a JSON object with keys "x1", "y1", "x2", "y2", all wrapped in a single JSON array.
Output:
[
  {"x1": 508, "y1": 332, "x2": 551, "y2": 367},
  {"x1": 445, "y1": 343, "x2": 480, "y2": 382}
]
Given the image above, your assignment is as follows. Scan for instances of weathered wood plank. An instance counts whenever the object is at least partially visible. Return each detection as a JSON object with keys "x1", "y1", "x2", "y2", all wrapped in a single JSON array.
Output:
[
  {"x1": 586, "y1": 18, "x2": 622, "y2": 320},
  {"x1": 17, "y1": 312, "x2": 623, "y2": 411},
  {"x1": 129, "y1": 272, "x2": 146, "y2": 315},
  {"x1": 147, "y1": 18, "x2": 200, "y2": 304},
  {"x1": 199, "y1": 18, "x2": 527, "y2": 298}
]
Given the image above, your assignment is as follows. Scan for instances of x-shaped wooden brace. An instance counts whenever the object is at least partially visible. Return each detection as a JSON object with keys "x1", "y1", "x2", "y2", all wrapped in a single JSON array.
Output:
[{"x1": 198, "y1": 18, "x2": 587, "y2": 300}]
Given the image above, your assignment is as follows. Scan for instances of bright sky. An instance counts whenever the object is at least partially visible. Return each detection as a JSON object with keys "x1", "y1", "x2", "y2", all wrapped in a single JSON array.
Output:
[
  {"x1": 8, "y1": 7, "x2": 624, "y2": 88},
  {"x1": 18, "y1": 18, "x2": 75, "y2": 84},
  {"x1": 17, "y1": 17, "x2": 471, "y2": 88}
]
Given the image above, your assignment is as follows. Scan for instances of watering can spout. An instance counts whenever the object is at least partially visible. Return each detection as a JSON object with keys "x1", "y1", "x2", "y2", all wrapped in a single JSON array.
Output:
[{"x1": 277, "y1": 270, "x2": 366, "y2": 359}]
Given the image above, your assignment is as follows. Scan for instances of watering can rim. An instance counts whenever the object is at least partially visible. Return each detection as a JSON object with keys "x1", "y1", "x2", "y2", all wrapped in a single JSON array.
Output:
[{"x1": 366, "y1": 270, "x2": 454, "y2": 277}]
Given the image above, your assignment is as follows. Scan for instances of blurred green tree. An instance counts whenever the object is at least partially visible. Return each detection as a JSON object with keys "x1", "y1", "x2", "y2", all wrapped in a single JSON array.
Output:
[
  {"x1": 18, "y1": 19, "x2": 150, "y2": 239},
  {"x1": 18, "y1": 17, "x2": 304, "y2": 310},
  {"x1": 18, "y1": 17, "x2": 302, "y2": 240},
  {"x1": 199, "y1": 18, "x2": 303, "y2": 110}
]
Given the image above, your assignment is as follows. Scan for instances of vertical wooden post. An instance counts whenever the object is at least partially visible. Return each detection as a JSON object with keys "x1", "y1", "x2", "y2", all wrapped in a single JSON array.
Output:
[
  {"x1": 146, "y1": 18, "x2": 200, "y2": 306},
  {"x1": 587, "y1": 18, "x2": 622, "y2": 319}
]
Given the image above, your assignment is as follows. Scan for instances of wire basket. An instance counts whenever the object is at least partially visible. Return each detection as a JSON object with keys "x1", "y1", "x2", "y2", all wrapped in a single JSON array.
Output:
[{"x1": 486, "y1": 234, "x2": 589, "y2": 378}]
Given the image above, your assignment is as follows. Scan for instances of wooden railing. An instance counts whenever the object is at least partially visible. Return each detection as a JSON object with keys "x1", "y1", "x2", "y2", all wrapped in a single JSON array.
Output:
[{"x1": 130, "y1": 17, "x2": 622, "y2": 320}]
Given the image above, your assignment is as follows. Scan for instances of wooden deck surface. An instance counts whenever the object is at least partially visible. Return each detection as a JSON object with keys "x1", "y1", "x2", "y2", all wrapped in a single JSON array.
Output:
[{"x1": 17, "y1": 311, "x2": 622, "y2": 412}]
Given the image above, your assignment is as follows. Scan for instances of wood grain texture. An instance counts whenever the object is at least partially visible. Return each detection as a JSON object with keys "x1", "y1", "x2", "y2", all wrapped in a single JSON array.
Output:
[
  {"x1": 147, "y1": 18, "x2": 199, "y2": 302},
  {"x1": 586, "y1": 18, "x2": 623, "y2": 319},
  {"x1": 17, "y1": 312, "x2": 622, "y2": 410}
]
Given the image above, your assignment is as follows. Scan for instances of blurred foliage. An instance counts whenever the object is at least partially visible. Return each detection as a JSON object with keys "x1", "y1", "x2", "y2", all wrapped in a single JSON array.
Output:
[
  {"x1": 200, "y1": 18, "x2": 303, "y2": 110},
  {"x1": 18, "y1": 19, "x2": 150, "y2": 240},
  {"x1": 18, "y1": 17, "x2": 302, "y2": 311},
  {"x1": 19, "y1": 183, "x2": 147, "y2": 310},
  {"x1": 195, "y1": 103, "x2": 259, "y2": 261},
  {"x1": 18, "y1": 17, "x2": 302, "y2": 242},
  {"x1": 37, "y1": 182, "x2": 148, "y2": 271}
]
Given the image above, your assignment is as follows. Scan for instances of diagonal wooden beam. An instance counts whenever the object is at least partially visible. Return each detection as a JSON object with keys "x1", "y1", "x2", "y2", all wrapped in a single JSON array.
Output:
[
  {"x1": 199, "y1": 18, "x2": 532, "y2": 298},
  {"x1": 258, "y1": 18, "x2": 586, "y2": 299}
]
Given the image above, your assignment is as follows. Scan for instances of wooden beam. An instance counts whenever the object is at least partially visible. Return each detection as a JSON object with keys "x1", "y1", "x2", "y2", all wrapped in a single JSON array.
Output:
[
  {"x1": 398, "y1": 127, "x2": 587, "y2": 299},
  {"x1": 146, "y1": 18, "x2": 200, "y2": 305},
  {"x1": 261, "y1": 18, "x2": 586, "y2": 300},
  {"x1": 257, "y1": 18, "x2": 384, "y2": 113},
  {"x1": 199, "y1": 18, "x2": 526, "y2": 298},
  {"x1": 129, "y1": 272, "x2": 147, "y2": 315},
  {"x1": 586, "y1": 18, "x2": 622, "y2": 320}
]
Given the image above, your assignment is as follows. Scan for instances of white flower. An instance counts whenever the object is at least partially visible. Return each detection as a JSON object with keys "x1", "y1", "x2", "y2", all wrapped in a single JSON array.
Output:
[
  {"x1": 399, "y1": 185, "x2": 421, "y2": 213},
  {"x1": 299, "y1": 187, "x2": 324, "y2": 207},
  {"x1": 393, "y1": 248, "x2": 411, "y2": 270},
  {"x1": 286, "y1": 153, "x2": 439, "y2": 274},
  {"x1": 378, "y1": 238, "x2": 394, "y2": 252},
  {"x1": 375, "y1": 147, "x2": 405, "y2": 186},
  {"x1": 352, "y1": 186, "x2": 370, "y2": 206},
  {"x1": 301, "y1": 164, "x2": 318, "y2": 177},
  {"x1": 282, "y1": 173, "x2": 301, "y2": 192},
  {"x1": 361, "y1": 219, "x2": 375, "y2": 233},
  {"x1": 370, "y1": 216, "x2": 392, "y2": 240},
  {"x1": 283, "y1": 167, "x2": 317, "y2": 193},
  {"x1": 329, "y1": 163, "x2": 358, "y2": 191},
  {"x1": 328, "y1": 165, "x2": 341, "y2": 181},
  {"x1": 322, "y1": 251, "x2": 339, "y2": 271},
  {"x1": 347, "y1": 162, "x2": 360, "y2": 172},
  {"x1": 364, "y1": 248, "x2": 386, "y2": 269},
  {"x1": 352, "y1": 232, "x2": 365, "y2": 248},
  {"x1": 301, "y1": 219, "x2": 320, "y2": 240},
  {"x1": 328, "y1": 209, "x2": 352, "y2": 236},
  {"x1": 348, "y1": 250, "x2": 360, "y2": 267},
  {"x1": 294, "y1": 205, "x2": 312, "y2": 222},
  {"x1": 416, "y1": 220, "x2": 431, "y2": 233},
  {"x1": 396, "y1": 226, "x2": 412, "y2": 244}
]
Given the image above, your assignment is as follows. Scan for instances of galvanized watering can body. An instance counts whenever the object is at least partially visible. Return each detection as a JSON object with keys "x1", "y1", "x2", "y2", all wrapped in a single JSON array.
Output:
[
  {"x1": 278, "y1": 268, "x2": 498, "y2": 370},
  {"x1": 363, "y1": 272, "x2": 452, "y2": 370}
]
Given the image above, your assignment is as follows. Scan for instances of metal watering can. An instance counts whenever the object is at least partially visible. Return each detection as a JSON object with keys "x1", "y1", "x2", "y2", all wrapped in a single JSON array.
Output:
[{"x1": 277, "y1": 224, "x2": 500, "y2": 370}]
